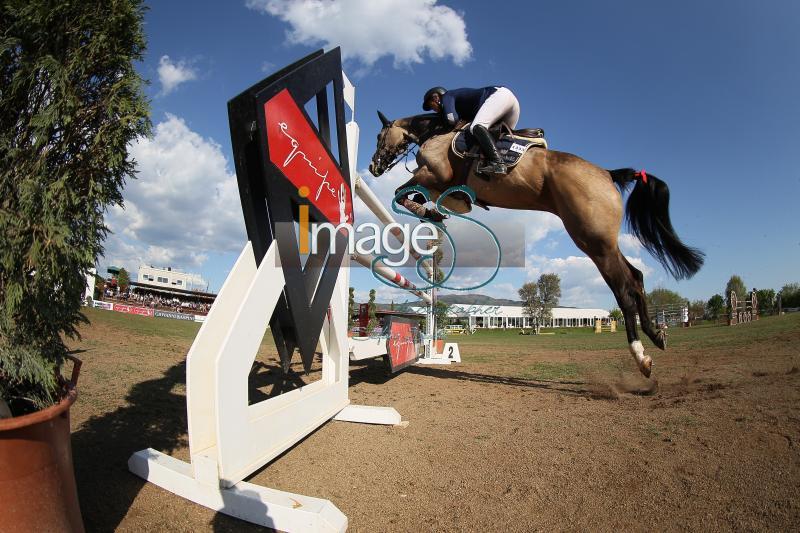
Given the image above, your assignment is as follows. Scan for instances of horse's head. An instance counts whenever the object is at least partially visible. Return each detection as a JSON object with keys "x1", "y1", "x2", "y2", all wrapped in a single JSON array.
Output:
[{"x1": 369, "y1": 110, "x2": 416, "y2": 177}]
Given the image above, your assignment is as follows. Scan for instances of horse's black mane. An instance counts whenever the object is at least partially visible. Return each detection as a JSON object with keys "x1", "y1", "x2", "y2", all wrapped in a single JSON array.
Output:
[{"x1": 406, "y1": 113, "x2": 454, "y2": 144}]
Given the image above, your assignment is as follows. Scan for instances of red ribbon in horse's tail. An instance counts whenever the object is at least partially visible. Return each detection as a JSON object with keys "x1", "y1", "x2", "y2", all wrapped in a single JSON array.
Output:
[{"x1": 636, "y1": 169, "x2": 648, "y2": 184}]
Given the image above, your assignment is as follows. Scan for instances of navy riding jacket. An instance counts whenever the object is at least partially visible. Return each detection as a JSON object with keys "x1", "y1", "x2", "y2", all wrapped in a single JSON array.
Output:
[{"x1": 440, "y1": 87, "x2": 499, "y2": 125}]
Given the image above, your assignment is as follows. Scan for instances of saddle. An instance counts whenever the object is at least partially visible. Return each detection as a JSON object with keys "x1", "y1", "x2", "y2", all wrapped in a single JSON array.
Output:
[{"x1": 451, "y1": 125, "x2": 547, "y2": 170}]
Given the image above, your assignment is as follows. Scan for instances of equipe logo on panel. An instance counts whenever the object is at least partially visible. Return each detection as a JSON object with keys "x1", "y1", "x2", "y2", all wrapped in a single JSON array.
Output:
[
  {"x1": 229, "y1": 48, "x2": 353, "y2": 373},
  {"x1": 265, "y1": 89, "x2": 353, "y2": 225},
  {"x1": 385, "y1": 316, "x2": 420, "y2": 373}
]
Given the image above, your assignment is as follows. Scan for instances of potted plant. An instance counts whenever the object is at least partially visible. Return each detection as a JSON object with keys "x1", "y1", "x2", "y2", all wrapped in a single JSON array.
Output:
[{"x1": 0, "y1": 1, "x2": 150, "y2": 530}]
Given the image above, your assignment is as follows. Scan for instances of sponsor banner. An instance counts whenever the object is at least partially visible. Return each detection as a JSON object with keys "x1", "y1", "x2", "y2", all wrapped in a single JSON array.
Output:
[
  {"x1": 93, "y1": 300, "x2": 114, "y2": 311},
  {"x1": 113, "y1": 303, "x2": 154, "y2": 317},
  {"x1": 385, "y1": 316, "x2": 421, "y2": 373},
  {"x1": 193, "y1": 315, "x2": 206, "y2": 323},
  {"x1": 265, "y1": 88, "x2": 353, "y2": 225},
  {"x1": 154, "y1": 310, "x2": 195, "y2": 322}
]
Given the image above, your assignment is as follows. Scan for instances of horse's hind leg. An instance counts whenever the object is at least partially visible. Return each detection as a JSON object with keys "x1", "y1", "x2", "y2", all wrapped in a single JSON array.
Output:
[
  {"x1": 623, "y1": 257, "x2": 667, "y2": 350},
  {"x1": 591, "y1": 248, "x2": 653, "y2": 378}
]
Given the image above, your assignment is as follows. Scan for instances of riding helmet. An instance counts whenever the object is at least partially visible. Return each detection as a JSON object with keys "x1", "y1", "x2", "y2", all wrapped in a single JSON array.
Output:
[{"x1": 422, "y1": 86, "x2": 447, "y2": 110}]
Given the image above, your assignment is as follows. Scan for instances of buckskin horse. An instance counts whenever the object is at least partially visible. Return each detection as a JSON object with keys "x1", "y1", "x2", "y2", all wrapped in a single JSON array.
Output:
[{"x1": 368, "y1": 111, "x2": 704, "y2": 378}]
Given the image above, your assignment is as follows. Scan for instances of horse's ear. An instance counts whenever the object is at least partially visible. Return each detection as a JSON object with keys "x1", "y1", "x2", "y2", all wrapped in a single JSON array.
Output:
[{"x1": 377, "y1": 110, "x2": 391, "y2": 127}]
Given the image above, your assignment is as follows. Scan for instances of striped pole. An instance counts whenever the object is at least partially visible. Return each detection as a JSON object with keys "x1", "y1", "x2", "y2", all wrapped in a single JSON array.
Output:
[{"x1": 351, "y1": 253, "x2": 433, "y2": 305}]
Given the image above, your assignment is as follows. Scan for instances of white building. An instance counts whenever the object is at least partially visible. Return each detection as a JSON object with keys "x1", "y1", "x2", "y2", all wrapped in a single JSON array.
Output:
[
  {"x1": 137, "y1": 265, "x2": 206, "y2": 292},
  {"x1": 414, "y1": 304, "x2": 611, "y2": 329}
]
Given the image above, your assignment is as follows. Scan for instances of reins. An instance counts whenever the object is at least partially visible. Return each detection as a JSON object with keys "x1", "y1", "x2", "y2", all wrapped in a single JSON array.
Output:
[{"x1": 379, "y1": 117, "x2": 459, "y2": 174}]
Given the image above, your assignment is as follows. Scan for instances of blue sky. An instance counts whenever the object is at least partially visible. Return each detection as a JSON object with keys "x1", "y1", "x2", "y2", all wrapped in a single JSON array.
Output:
[{"x1": 100, "y1": 0, "x2": 800, "y2": 308}]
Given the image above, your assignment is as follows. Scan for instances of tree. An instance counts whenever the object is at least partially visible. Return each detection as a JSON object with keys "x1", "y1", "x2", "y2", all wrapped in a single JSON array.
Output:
[
  {"x1": 706, "y1": 294, "x2": 724, "y2": 320},
  {"x1": 347, "y1": 287, "x2": 355, "y2": 331},
  {"x1": 519, "y1": 273, "x2": 561, "y2": 331},
  {"x1": 609, "y1": 308, "x2": 623, "y2": 322},
  {"x1": 433, "y1": 301, "x2": 449, "y2": 333},
  {"x1": 118, "y1": 268, "x2": 131, "y2": 294},
  {"x1": 725, "y1": 275, "x2": 747, "y2": 309},
  {"x1": 0, "y1": 0, "x2": 150, "y2": 415},
  {"x1": 645, "y1": 287, "x2": 685, "y2": 308},
  {"x1": 779, "y1": 283, "x2": 800, "y2": 308},
  {"x1": 94, "y1": 273, "x2": 106, "y2": 300},
  {"x1": 755, "y1": 288, "x2": 775, "y2": 313},
  {"x1": 366, "y1": 289, "x2": 378, "y2": 334},
  {"x1": 688, "y1": 300, "x2": 706, "y2": 322}
]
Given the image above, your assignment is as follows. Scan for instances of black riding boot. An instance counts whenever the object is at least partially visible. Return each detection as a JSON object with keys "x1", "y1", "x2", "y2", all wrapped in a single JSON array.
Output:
[{"x1": 472, "y1": 125, "x2": 507, "y2": 176}]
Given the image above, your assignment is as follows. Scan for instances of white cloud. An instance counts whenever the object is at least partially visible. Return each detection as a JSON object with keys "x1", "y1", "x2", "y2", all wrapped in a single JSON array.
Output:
[
  {"x1": 618, "y1": 232, "x2": 643, "y2": 256},
  {"x1": 101, "y1": 114, "x2": 245, "y2": 279},
  {"x1": 247, "y1": 0, "x2": 472, "y2": 68},
  {"x1": 158, "y1": 55, "x2": 198, "y2": 95},
  {"x1": 524, "y1": 254, "x2": 654, "y2": 309}
]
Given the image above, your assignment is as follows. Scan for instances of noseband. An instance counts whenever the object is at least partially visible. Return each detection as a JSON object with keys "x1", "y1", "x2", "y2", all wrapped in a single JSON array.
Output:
[{"x1": 372, "y1": 127, "x2": 419, "y2": 175}]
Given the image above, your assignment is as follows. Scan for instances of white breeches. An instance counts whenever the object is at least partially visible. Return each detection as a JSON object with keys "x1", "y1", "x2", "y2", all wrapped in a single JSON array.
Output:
[{"x1": 470, "y1": 87, "x2": 520, "y2": 133}]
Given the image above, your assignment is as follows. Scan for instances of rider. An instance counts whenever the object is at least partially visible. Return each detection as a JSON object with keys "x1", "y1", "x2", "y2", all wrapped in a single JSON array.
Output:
[{"x1": 422, "y1": 85, "x2": 520, "y2": 176}]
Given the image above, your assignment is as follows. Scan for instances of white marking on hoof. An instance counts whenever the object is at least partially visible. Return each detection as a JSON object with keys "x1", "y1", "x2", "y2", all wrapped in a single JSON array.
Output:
[{"x1": 629, "y1": 340, "x2": 653, "y2": 378}]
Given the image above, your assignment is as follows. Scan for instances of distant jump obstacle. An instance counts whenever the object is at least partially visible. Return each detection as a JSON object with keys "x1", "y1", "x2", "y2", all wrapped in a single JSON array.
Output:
[
  {"x1": 128, "y1": 49, "x2": 456, "y2": 532},
  {"x1": 729, "y1": 290, "x2": 758, "y2": 325},
  {"x1": 649, "y1": 302, "x2": 690, "y2": 328},
  {"x1": 348, "y1": 173, "x2": 460, "y2": 369},
  {"x1": 594, "y1": 319, "x2": 617, "y2": 333}
]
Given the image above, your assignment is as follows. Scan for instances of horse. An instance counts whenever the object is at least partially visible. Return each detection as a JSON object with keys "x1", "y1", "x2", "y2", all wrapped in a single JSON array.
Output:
[{"x1": 367, "y1": 111, "x2": 704, "y2": 378}]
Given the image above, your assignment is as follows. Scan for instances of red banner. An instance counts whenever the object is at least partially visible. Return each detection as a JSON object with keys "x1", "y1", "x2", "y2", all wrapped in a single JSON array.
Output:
[
  {"x1": 113, "y1": 303, "x2": 154, "y2": 317},
  {"x1": 385, "y1": 317, "x2": 420, "y2": 373},
  {"x1": 265, "y1": 89, "x2": 353, "y2": 225}
]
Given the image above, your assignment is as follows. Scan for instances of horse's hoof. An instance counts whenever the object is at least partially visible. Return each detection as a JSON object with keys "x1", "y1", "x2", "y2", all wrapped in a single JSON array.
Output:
[
  {"x1": 426, "y1": 209, "x2": 448, "y2": 223},
  {"x1": 638, "y1": 356, "x2": 653, "y2": 378}
]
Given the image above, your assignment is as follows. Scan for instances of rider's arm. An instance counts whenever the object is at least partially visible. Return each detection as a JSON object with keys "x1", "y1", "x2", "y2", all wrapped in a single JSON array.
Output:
[{"x1": 441, "y1": 92, "x2": 459, "y2": 125}]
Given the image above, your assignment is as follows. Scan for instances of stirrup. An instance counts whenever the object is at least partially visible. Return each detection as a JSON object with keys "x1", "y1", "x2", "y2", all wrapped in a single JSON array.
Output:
[{"x1": 477, "y1": 159, "x2": 507, "y2": 176}]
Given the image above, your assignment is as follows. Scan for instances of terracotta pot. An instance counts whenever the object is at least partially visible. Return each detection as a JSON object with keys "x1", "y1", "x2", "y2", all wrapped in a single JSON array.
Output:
[
  {"x1": 435, "y1": 339, "x2": 444, "y2": 354},
  {"x1": 0, "y1": 356, "x2": 84, "y2": 533}
]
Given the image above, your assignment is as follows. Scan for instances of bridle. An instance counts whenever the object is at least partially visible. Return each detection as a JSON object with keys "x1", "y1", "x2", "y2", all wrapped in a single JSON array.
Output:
[
  {"x1": 370, "y1": 115, "x2": 455, "y2": 176},
  {"x1": 372, "y1": 124, "x2": 419, "y2": 175}
]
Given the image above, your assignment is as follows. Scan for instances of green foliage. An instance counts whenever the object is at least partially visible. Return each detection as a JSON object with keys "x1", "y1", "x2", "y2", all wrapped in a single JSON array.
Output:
[
  {"x1": 645, "y1": 287, "x2": 685, "y2": 308},
  {"x1": 755, "y1": 288, "x2": 775, "y2": 313},
  {"x1": 688, "y1": 300, "x2": 706, "y2": 321},
  {"x1": 118, "y1": 268, "x2": 130, "y2": 293},
  {"x1": 0, "y1": 0, "x2": 150, "y2": 414},
  {"x1": 433, "y1": 300, "x2": 449, "y2": 332},
  {"x1": 608, "y1": 308, "x2": 623, "y2": 321},
  {"x1": 725, "y1": 275, "x2": 747, "y2": 309},
  {"x1": 93, "y1": 273, "x2": 105, "y2": 300},
  {"x1": 779, "y1": 283, "x2": 800, "y2": 308},
  {"x1": 347, "y1": 287, "x2": 355, "y2": 330},
  {"x1": 366, "y1": 289, "x2": 378, "y2": 332},
  {"x1": 706, "y1": 294, "x2": 724, "y2": 319},
  {"x1": 518, "y1": 273, "x2": 561, "y2": 327}
]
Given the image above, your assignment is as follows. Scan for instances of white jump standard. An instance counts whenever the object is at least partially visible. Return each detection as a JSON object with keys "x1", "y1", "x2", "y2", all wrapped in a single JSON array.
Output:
[{"x1": 128, "y1": 49, "x2": 403, "y2": 532}]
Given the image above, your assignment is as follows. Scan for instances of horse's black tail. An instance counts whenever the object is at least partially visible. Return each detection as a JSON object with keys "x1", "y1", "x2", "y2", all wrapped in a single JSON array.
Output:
[{"x1": 609, "y1": 168, "x2": 704, "y2": 280}]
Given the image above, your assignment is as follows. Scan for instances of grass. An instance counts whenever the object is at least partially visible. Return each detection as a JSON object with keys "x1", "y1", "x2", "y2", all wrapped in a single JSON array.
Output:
[
  {"x1": 80, "y1": 305, "x2": 800, "y2": 372},
  {"x1": 82, "y1": 306, "x2": 202, "y2": 341},
  {"x1": 444, "y1": 312, "x2": 800, "y2": 353}
]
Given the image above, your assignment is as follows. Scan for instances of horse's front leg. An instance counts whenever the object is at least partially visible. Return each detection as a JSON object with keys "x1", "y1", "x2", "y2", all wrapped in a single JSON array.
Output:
[{"x1": 393, "y1": 172, "x2": 448, "y2": 223}]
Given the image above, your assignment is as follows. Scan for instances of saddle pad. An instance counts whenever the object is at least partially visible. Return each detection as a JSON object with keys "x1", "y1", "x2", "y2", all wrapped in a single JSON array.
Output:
[{"x1": 451, "y1": 130, "x2": 548, "y2": 168}]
